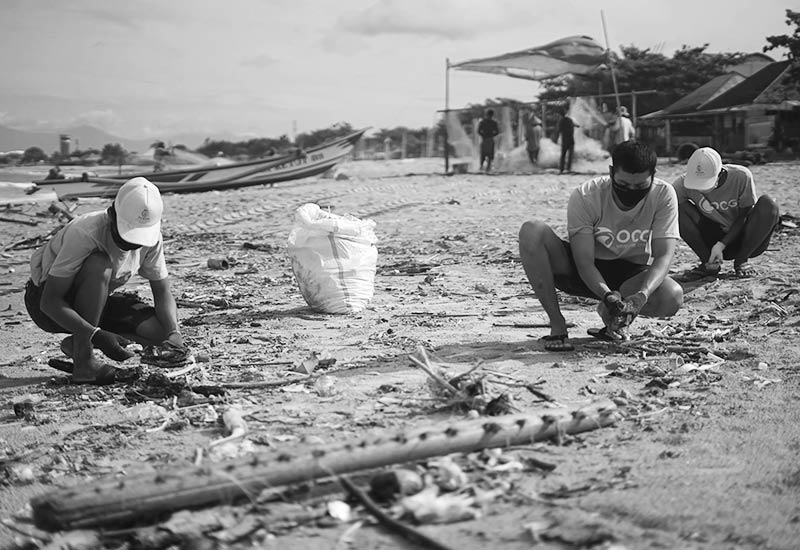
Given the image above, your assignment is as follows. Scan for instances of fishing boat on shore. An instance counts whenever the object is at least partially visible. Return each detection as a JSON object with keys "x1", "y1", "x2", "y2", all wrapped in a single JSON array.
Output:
[{"x1": 30, "y1": 129, "x2": 366, "y2": 200}]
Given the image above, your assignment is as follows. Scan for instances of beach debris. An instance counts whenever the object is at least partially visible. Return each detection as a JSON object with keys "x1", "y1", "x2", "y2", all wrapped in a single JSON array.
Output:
[
  {"x1": 207, "y1": 257, "x2": 231, "y2": 270},
  {"x1": 209, "y1": 405, "x2": 248, "y2": 448},
  {"x1": 326, "y1": 500, "x2": 352, "y2": 522},
  {"x1": 140, "y1": 341, "x2": 193, "y2": 369},
  {"x1": 339, "y1": 475, "x2": 455, "y2": 550},
  {"x1": 30, "y1": 400, "x2": 619, "y2": 531},
  {"x1": 369, "y1": 469, "x2": 424, "y2": 502},
  {"x1": 398, "y1": 485, "x2": 479, "y2": 524},
  {"x1": 379, "y1": 259, "x2": 441, "y2": 275},
  {"x1": 410, "y1": 346, "x2": 531, "y2": 413},
  {"x1": 292, "y1": 352, "x2": 336, "y2": 374},
  {"x1": 313, "y1": 375, "x2": 338, "y2": 397}
]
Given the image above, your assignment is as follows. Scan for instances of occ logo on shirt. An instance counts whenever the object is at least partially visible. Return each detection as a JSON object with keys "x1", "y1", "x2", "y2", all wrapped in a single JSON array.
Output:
[
  {"x1": 595, "y1": 227, "x2": 651, "y2": 248},
  {"x1": 698, "y1": 196, "x2": 738, "y2": 213}
]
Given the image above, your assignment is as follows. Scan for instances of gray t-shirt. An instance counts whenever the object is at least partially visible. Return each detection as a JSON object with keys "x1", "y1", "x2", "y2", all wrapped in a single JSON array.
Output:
[
  {"x1": 30, "y1": 210, "x2": 168, "y2": 290},
  {"x1": 567, "y1": 175, "x2": 679, "y2": 265}
]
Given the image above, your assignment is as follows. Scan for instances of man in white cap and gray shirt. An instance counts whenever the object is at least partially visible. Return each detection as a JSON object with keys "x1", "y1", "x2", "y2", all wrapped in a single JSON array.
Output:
[
  {"x1": 24, "y1": 177, "x2": 187, "y2": 384},
  {"x1": 672, "y1": 147, "x2": 779, "y2": 280}
]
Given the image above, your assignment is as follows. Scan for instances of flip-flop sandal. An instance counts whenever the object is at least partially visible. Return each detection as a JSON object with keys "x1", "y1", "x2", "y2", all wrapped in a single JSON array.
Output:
[
  {"x1": 541, "y1": 334, "x2": 574, "y2": 352},
  {"x1": 734, "y1": 264, "x2": 756, "y2": 278},
  {"x1": 677, "y1": 264, "x2": 720, "y2": 282},
  {"x1": 48, "y1": 358, "x2": 74, "y2": 374},
  {"x1": 587, "y1": 327, "x2": 617, "y2": 342},
  {"x1": 70, "y1": 364, "x2": 138, "y2": 386}
]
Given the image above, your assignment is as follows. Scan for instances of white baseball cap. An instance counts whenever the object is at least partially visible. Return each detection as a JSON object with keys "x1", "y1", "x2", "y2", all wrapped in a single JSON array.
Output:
[
  {"x1": 113, "y1": 177, "x2": 163, "y2": 246},
  {"x1": 684, "y1": 147, "x2": 722, "y2": 191}
]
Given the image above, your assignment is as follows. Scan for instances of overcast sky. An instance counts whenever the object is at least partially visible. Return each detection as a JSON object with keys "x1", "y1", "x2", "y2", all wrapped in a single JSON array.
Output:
[{"x1": 0, "y1": 0, "x2": 791, "y2": 140}]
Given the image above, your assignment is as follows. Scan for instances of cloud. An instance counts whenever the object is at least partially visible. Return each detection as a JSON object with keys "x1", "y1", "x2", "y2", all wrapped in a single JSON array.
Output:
[
  {"x1": 337, "y1": 0, "x2": 536, "y2": 40},
  {"x1": 61, "y1": 1, "x2": 187, "y2": 31},
  {"x1": 240, "y1": 54, "x2": 277, "y2": 68},
  {"x1": 71, "y1": 109, "x2": 121, "y2": 130}
]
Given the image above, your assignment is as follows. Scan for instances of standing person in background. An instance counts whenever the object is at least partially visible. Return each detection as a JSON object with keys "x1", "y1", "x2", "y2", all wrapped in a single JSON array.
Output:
[
  {"x1": 608, "y1": 106, "x2": 635, "y2": 153},
  {"x1": 672, "y1": 147, "x2": 780, "y2": 280},
  {"x1": 478, "y1": 109, "x2": 500, "y2": 173},
  {"x1": 554, "y1": 107, "x2": 577, "y2": 174},
  {"x1": 525, "y1": 114, "x2": 543, "y2": 167}
]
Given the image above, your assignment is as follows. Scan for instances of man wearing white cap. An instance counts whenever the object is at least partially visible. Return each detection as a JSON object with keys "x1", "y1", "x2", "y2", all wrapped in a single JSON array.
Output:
[
  {"x1": 24, "y1": 177, "x2": 186, "y2": 384},
  {"x1": 673, "y1": 147, "x2": 780, "y2": 280}
]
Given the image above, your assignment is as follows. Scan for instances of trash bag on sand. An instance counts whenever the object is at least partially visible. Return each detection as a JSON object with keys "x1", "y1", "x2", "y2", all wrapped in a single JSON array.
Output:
[{"x1": 287, "y1": 203, "x2": 377, "y2": 314}]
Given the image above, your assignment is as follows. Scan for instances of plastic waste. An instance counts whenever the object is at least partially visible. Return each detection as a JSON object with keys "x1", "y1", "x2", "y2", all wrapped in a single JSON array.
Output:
[{"x1": 287, "y1": 203, "x2": 377, "y2": 314}]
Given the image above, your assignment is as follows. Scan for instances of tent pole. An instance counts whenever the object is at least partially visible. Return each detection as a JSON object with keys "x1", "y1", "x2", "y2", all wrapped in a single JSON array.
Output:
[
  {"x1": 600, "y1": 10, "x2": 621, "y2": 112},
  {"x1": 444, "y1": 57, "x2": 450, "y2": 174}
]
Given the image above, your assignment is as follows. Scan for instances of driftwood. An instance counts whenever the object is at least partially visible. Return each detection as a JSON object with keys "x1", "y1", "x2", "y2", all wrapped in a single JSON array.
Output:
[{"x1": 30, "y1": 399, "x2": 619, "y2": 532}]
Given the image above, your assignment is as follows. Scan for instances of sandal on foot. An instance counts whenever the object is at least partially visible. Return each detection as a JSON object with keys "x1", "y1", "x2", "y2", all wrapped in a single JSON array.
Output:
[
  {"x1": 587, "y1": 327, "x2": 622, "y2": 342},
  {"x1": 734, "y1": 263, "x2": 756, "y2": 278},
  {"x1": 70, "y1": 364, "x2": 138, "y2": 386},
  {"x1": 677, "y1": 263, "x2": 720, "y2": 282},
  {"x1": 542, "y1": 334, "x2": 574, "y2": 352},
  {"x1": 48, "y1": 358, "x2": 74, "y2": 374}
]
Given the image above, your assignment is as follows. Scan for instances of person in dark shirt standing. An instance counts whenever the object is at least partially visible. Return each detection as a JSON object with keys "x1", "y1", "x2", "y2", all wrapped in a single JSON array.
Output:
[
  {"x1": 554, "y1": 107, "x2": 577, "y2": 174},
  {"x1": 477, "y1": 109, "x2": 500, "y2": 173}
]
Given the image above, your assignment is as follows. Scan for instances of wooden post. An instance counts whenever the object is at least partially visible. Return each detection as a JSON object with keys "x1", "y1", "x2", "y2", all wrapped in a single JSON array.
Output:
[
  {"x1": 665, "y1": 118, "x2": 672, "y2": 160},
  {"x1": 31, "y1": 401, "x2": 619, "y2": 532},
  {"x1": 444, "y1": 58, "x2": 450, "y2": 173}
]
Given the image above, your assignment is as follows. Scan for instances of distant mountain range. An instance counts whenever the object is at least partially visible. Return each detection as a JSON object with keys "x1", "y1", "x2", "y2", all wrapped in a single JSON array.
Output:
[{"x1": 0, "y1": 124, "x2": 249, "y2": 154}]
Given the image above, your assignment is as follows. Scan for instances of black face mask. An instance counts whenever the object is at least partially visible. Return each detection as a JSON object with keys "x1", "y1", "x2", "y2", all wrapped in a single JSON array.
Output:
[
  {"x1": 611, "y1": 174, "x2": 653, "y2": 207},
  {"x1": 108, "y1": 206, "x2": 141, "y2": 251}
]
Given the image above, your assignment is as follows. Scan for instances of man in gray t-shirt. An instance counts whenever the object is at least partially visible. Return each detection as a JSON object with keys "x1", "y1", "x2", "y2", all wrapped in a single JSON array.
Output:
[
  {"x1": 25, "y1": 177, "x2": 187, "y2": 384},
  {"x1": 672, "y1": 147, "x2": 780, "y2": 280},
  {"x1": 519, "y1": 140, "x2": 683, "y2": 351}
]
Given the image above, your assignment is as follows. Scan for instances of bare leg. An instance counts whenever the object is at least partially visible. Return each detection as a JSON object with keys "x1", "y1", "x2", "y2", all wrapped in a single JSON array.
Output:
[
  {"x1": 678, "y1": 201, "x2": 712, "y2": 262},
  {"x1": 731, "y1": 195, "x2": 780, "y2": 267},
  {"x1": 519, "y1": 220, "x2": 575, "y2": 336},
  {"x1": 68, "y1": 252, "x2": 114, "y2": 381}
]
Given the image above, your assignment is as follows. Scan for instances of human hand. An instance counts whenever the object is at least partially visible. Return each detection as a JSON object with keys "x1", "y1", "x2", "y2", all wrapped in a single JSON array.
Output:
[
  {"x1": 708, "y1": 241, "x2": 726, "y2": 267},
  {"x1": 603, "y1": 291, "x2": 625, "y2": 316},
  {"x1": 91, "y1": 329, "x2": 135, "y2": 362},
  {"x1": 620, "y1": 291, "x2": 648, "y2": 326}
]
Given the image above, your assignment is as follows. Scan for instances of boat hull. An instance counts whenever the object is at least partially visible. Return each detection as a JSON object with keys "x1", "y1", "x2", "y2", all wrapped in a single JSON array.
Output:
[{"x1": 32, "y1": 129, "x2": 366, "y2": 200}]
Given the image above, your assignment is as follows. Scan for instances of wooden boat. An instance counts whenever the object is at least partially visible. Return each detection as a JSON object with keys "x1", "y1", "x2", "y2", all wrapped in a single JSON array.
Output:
[{"x1": 30, "y1": 129, "x2": 366, "y2": 199}]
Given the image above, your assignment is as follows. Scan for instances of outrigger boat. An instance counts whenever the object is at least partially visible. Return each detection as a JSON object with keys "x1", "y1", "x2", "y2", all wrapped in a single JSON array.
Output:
[{"x1": 30, "y1": 129, "x2": 366, "y2": 200}]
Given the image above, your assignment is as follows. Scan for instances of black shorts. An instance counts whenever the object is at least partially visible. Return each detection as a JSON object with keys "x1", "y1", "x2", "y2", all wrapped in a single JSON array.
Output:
[
  {"x1": 697, "y1": 215, "x2": 743, "y2": 260},
  {"x1": 24, "y1": 279, "x2": 156, "y2": 335},
  {"x1": 553, "y1": 240, "x2": 649, "y2": 299}
]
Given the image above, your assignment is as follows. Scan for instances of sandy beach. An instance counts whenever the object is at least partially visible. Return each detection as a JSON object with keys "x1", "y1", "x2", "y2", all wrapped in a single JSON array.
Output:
[{"x1": 0, "y1": 158, "x2": 798, "y2": 549}]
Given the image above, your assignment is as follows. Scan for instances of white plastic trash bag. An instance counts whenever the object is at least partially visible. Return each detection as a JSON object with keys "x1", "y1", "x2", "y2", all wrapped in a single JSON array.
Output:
[{"x1": 287, "y1": 203, "x2": 378, "y2": 314}]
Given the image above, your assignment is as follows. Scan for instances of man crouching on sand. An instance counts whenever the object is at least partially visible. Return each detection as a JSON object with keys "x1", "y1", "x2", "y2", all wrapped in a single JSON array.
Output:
[
  {"x1": 518, "y1": 140, "x2": 683, "y2": 351},
  {"x1": 24, "y1": 177, "x2": 187, "y2": 384}
]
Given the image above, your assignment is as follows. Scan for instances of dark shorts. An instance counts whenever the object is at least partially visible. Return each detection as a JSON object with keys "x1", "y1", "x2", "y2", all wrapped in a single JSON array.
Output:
[
  {"x1": 24, "y1": 279, "x2": 156, "y2": 335},
  {"x1": 480, "y1": 140, "x2": 495, "y2": 159},
  {"x1": 553, "y1": 240, "x2": 649, "y2": 299},
  {"x1": 696, "y1": 215, "x2": 744, "y2": 260}
]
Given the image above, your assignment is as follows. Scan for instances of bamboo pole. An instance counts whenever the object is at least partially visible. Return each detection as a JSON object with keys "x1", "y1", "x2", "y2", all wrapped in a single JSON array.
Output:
[
  {"x1": 31, "y1": 400, "x2": 619, "y2": 532},
  {"x1": 600, "y1": 10, "x2": 622, "y2": 113}
]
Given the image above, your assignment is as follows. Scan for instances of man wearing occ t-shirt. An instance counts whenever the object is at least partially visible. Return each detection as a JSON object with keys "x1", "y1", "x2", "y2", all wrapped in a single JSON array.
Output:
[
  {"x1": 519, "y1": 140, "x2": 683, "y2": 351},
  {"x1": 24, "y1": 177, "x2": 187, "y2": 384},
  {"x1": 672, "y1": 147, "x2": 780, "y2": 281}
]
